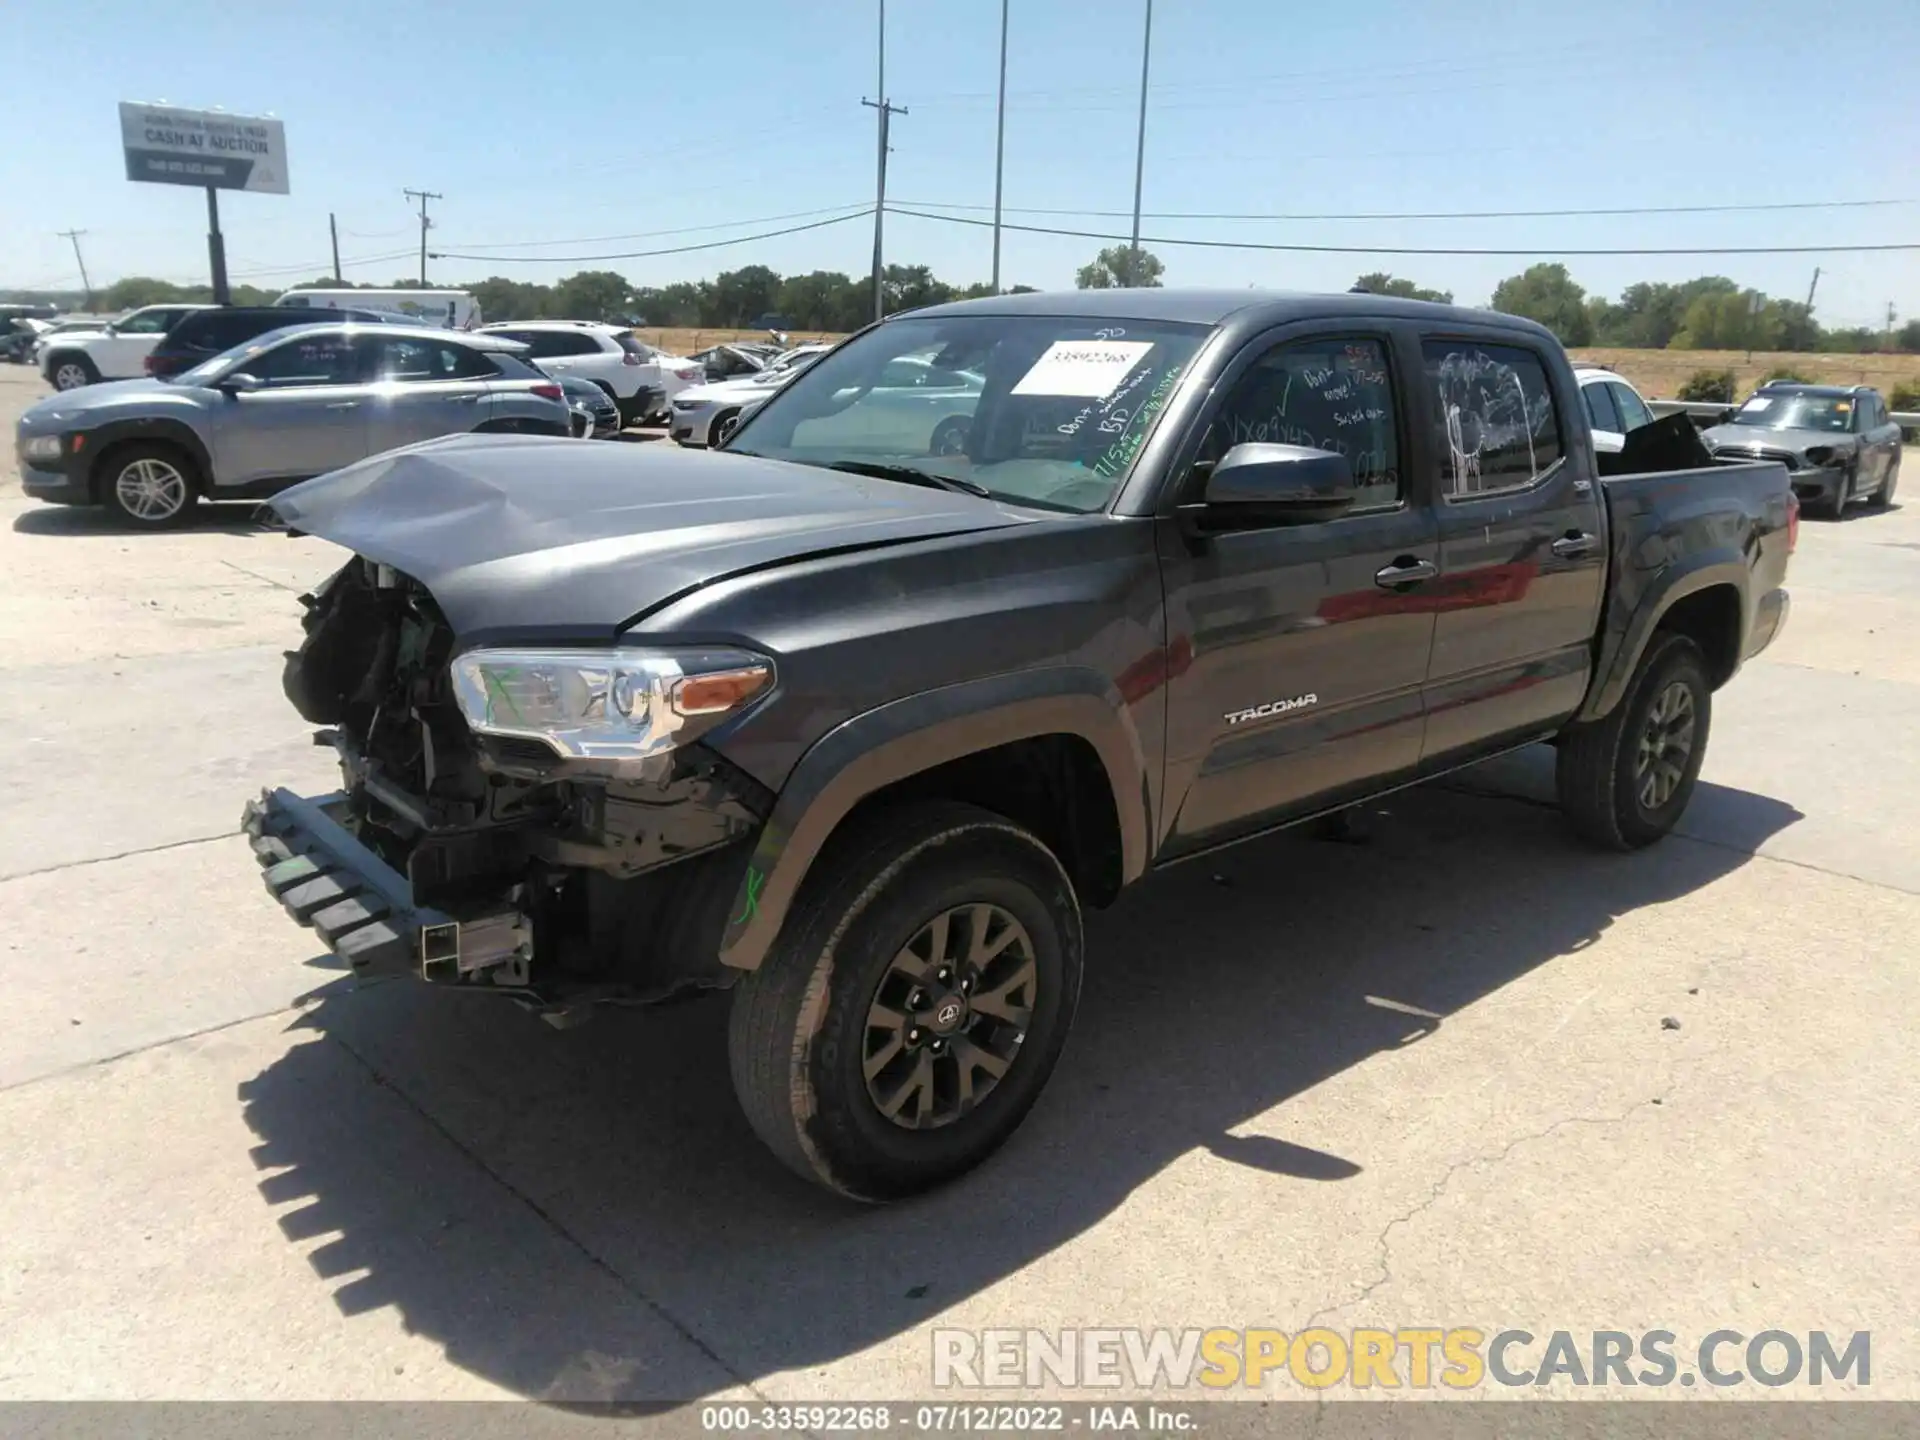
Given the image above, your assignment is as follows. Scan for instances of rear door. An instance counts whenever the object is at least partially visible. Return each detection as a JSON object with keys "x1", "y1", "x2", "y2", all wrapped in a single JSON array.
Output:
[
  {"x1": 1416, "y1": 335, "x2": 1607, "y2": 761},
  {"x1": 1158, "y1": 326, "x2": 1439, "y2": 854},
  {"x1": 206, "y1": 331, "x2": 372, "y2": 486},
  {"x1": 364, "y1": 334, "x2": 500, "y2": 453},
  {"x1": 1580, "y1": 376, "x2": 1624, "y2": 454},
  {"x1": 1854, "y1": 393, "x2": 1899, "y2": 491}
]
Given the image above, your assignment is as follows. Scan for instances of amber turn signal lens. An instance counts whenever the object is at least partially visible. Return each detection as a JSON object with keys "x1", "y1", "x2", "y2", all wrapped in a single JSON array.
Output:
[{"x1": 671, "y1": 665, "x2": 772, "y2": 716}]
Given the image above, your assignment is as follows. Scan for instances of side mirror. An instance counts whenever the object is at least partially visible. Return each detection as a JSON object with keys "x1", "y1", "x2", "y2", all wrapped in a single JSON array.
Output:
[
  {"x1": 218, "y1": 372, "x2": 262, "y2": 394},
  {"x1": 1188, "y1": 443, "x2": 1358, "y2": 528}
]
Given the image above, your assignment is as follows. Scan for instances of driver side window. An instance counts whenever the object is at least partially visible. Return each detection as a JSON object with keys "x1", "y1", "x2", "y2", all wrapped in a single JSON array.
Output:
[
  {"x1": 246, "y1": 334, "x2": 365, "y2": 387},
  {"x1": 1199, "y1": 336, "x2": 1403, "y2": 512}
]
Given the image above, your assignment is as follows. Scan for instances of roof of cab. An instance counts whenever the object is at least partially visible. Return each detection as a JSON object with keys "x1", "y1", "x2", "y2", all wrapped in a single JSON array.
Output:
[{"x1": 901, "y1": 286, "x2": 1556, "y2": 341}]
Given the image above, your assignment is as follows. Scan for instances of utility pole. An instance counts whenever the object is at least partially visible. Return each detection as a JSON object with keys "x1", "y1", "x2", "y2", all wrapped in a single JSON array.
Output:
[
  {"x1": 1127, "y1": 0, "x2": 1153, "y2": 286},
  {"x1": 1804, "y1": 266, "x2": 1821, "y2": 313},
  {"x1": 1888, "y1": 301, "x2": 1899, "y2": 343},
  {"x1": 404, "y1": 188, "x2": 442, "y2": 285},
  {"x1": 990, "y1": 0, "x2": 1009, "y2": 293},
  {"x1": 863, "y1": 0, "x2": 906, "y2": 324},
  {"x1": 205, "y1": 187, "x2": 230, "y2": 304},
  {"x1": 329, "y1": 212, "x2": 342, "y2": 283},
  {"x1": 57, "y1": 229, "x2": 93, "y2": 310}
]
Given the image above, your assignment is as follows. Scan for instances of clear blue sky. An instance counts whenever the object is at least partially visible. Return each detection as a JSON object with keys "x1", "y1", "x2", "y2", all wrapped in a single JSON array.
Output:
[{"x1": 5, "y1": 0, "x2": 1916, "y2": 328}]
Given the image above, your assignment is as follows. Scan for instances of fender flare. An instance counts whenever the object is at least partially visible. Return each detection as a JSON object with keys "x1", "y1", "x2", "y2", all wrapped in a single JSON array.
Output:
[
  {"x1": 716, "y1": 668, "x2": 1152, "y2": 971},
  {"x1": 79, "y1": 417, "x2": 214, "y2": 498},
  {"x1": 1577, "y1": 549, "x2": 1749, "y2": 722}
]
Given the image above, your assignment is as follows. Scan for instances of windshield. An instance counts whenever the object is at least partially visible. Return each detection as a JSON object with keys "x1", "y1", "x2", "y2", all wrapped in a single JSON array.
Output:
[
  {"x1": 1731, "y1": 392, "x2": 1856, "y2": 432},
  {"x1": 170, "y1": 324, "x2": 331, "y2": 386},
  {"x1": 728, "y1": 315, "x2": 1209, "y2": 513}
]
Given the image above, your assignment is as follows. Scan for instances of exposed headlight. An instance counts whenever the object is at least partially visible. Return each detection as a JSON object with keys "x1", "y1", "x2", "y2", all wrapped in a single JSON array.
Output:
[
  {"x1": 449, "y1": 647, "x2": 774, "y2": 761},
  {"x1": 23, "y1": 435, "x2": 63, "y2": 461}
]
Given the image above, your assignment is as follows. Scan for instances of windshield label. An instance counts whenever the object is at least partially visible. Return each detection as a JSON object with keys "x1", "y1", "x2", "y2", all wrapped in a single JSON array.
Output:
[
  {"x1": 1013, "y1": 340, "x2": 1157, "y2": 397},
  {"x1": 1740, "y1": 397, "x2": 1772, "y2": 412}
]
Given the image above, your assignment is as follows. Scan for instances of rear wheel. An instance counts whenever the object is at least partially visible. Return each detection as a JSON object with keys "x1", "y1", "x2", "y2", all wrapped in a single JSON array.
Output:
[
  {"x1": 727, "y1": 801, "x2": 1083, "y2": 1201},
  {"x1": 49, "y1": 354, "x2": 99, "y2": 391},
  {"x1": 1868, "y1": 455, "x2": 1899, "y2": 509},
  {"x1": 100, "y1": 443, "x2": 201, "y2": 529},
  {"x1": 1556, "y1": 632, "x2": 1711, "y2": 851}
]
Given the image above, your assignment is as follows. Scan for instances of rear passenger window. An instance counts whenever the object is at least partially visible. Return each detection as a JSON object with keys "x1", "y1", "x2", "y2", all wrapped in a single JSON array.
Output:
[
  {"x1": 1201, "y1": 335, "x2": 1402, "y2": 512},
  {"x1": 1581, "y1": 380, "x2": 1621, "y2": 434},
  {"x1": 1422, "y1": 340, "x2": 1564, "y2": 497}
]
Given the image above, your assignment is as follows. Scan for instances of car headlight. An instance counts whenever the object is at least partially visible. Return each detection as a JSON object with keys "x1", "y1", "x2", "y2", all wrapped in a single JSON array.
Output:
[
  {"x1": 448, "y1": 647, "x2": 774, "y2": 761},
  {"x1": 23, "y1": 435, "x2": 63, "y2": 461}
]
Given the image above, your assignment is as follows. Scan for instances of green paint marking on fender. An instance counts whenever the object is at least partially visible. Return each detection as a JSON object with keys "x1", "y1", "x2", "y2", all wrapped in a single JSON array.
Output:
[{"x1": 730, "y1": 866, "x2": 765, "y2": 929}]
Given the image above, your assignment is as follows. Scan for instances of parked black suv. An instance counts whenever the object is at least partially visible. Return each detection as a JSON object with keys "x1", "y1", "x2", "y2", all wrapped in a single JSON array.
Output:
[{"x1": 145, "y1": 306, "x2": 387, "y2": 379}]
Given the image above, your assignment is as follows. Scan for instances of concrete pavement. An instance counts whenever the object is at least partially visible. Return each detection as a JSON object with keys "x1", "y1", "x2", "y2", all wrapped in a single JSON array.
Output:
[{"x1": 1, "y1": 365, "x2": 1915, "y2": 1408}]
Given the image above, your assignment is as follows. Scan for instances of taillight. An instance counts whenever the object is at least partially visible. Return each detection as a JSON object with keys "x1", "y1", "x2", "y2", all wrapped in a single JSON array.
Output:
[
  {"x1": 143, "y1": 354, "x2": 160, "y2": 374},
  {"x1": 674, "y1": 367, "x2": 699, "y2": 381},
  {"x1": 1786, "y1": 492, "x2": 1799, "y2": 555},
  {"x1": 531, "y1": 382, "x2": 563, "y2": 401},
  {"x1": 621, "y1": 351, "x2": 643, "y2": 366}
]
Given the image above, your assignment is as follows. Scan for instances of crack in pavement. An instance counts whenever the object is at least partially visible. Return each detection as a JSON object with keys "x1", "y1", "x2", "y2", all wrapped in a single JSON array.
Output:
[
  {"x1": 0, "y1": 828, "x2": 239, "y2": 883},
  {"x1": 322, "y1": 1027, "x2": 774, "y2": 1408},
  {"x1": 218, "y1": 557, "x2": 303, "y2": 593},
  {"x1": 1428, "y1": 784, "x2": 1920, "y2": 898}
]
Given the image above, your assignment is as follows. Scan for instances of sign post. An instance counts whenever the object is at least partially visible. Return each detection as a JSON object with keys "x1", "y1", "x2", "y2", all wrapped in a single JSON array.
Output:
[{"x1": 118, "y1": 102, "x2": 289, "y2": 302}]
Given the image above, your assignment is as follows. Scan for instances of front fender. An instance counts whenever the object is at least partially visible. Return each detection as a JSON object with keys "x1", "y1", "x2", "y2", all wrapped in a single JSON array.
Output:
[
  {"x1": 79, "y1": 416, "x2": 214, "y2": 494},
  {"x1": 716, "y1": 667, "x2": 1151, "y2": 971},
  {"x1": 1578, "y1": 548, "x2": 1749, "y2": 722}
]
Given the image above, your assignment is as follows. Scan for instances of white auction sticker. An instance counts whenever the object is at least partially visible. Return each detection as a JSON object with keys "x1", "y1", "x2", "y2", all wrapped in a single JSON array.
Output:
[
  {"x1": 1012, "y1": 340, "x2": 1156, "y2": 397},
  {"x1": 1740, "y1": 396, "x2": 1773, "y2": 412}
]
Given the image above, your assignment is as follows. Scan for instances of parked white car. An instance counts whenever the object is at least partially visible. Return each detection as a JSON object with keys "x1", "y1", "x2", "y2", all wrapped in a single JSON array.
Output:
[
  {"x1": 1574, "y1": 365, "x2": 1658, "y2": 455},
  {"x1": 478, "y1": 321, "x2": 700, "y2": 425},
  {"x1": 38, "y1": 304, "x2": 215, "y2": 390},
  {"x1": 668, "y1": 344, "x2": 837, "y2": 447}
]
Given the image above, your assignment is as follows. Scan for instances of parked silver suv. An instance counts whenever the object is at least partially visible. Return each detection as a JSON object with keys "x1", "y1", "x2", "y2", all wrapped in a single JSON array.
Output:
[{"x1": 15, "y1": 323, "x2": 572, "y2": 527}]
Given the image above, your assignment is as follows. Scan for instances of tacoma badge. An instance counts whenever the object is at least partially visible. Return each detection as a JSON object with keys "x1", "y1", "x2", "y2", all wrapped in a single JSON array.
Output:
[{"x1": 1224, "y1": 694, "x2": 1318, "y2": 726}]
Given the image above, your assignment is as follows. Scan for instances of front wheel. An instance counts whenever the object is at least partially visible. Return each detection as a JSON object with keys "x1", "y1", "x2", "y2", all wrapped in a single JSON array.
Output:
[
  {"x1": 1555, "y1": 632, "x2": 1711, "y2": 851},
  {"x1": 710, "y1": 408, "x2": 741, "y2": 447},
  {"x1": 101, "y1": 444, "x2": 201, "y2": 529},
  {"x1": 727, "y1": 801, "x2": 1084, "y2": 1201}
]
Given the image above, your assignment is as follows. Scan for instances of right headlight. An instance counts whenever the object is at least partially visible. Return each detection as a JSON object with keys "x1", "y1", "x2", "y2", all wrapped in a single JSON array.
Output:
[{"x1": 449, "y1": 646, "x2": 774, "y2": 761}]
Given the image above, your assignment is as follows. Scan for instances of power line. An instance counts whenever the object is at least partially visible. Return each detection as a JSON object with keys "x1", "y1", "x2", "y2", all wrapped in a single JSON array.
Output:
[
  {"x1": 438, "y1": 203, "x2": 873, "y2": 252},
  {"x1": 884, "y1": 206, "x2": 1920, "y2": 257},
  {"x1": 891, "y1": 196, "x2": 1920, "y2": 224},
  {"x1": 430, "y1": 207, "x2": 874, "y2": 265}
]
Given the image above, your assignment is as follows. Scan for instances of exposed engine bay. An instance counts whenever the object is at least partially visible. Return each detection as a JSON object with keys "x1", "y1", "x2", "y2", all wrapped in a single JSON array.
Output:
[{"x1": 280, "y1": 556, "x2": 771, "y2": 1008}]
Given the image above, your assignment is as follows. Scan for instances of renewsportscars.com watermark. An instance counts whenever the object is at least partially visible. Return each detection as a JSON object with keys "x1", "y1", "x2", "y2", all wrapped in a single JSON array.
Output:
[{"x1": 932, "y1": 1327, "x2": 1872, "y2": 1392}]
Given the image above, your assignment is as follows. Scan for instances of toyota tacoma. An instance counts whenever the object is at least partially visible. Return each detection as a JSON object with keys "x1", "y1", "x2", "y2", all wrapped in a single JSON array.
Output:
[{"x1": 243, "y1": 290, "x2": 1795, "y2": 1201}]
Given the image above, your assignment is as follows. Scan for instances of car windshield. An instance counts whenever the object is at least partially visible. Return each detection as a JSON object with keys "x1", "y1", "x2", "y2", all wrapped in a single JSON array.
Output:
[
  {"x1": 1730, "y1": 392, "x2": 1856, "y2": 432},
  {"x1": 170, "y1": 324, "x2": 332, "y2": 385},
  {"x1": 728, "y1": 314, "x2": 1209, "y2": 513}
]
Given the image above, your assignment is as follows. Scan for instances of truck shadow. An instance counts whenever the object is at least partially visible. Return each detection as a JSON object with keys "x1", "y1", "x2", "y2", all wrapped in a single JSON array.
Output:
[{"x1": 236, "y1": 751, "x2": 1800, "y2": 1405}]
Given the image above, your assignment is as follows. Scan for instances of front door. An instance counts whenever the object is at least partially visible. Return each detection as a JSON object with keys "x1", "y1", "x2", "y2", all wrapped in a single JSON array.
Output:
[
  {"x1": 363, "y1": 334, "x2": 499, "y2": 453},
  {"x1": 1159, "y1": 329, "x2": 1439, "y2": 855},
  {"x1": 1416, "y1": 336, "x2": 1607, "y2": 761},
  {"x1": 207, "y1": 330, "x2": 372, "y2": 487}
]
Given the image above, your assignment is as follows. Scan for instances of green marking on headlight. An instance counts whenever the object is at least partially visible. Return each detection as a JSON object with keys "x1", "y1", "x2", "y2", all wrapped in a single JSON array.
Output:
[{"x1": 480, "y1": 665, "x2": 525, "y2": 724}]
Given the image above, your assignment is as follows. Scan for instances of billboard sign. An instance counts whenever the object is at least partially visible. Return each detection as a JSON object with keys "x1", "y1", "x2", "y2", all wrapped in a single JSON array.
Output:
[{"x1": 119, "y1": 102, "x2": 289, "y2": 194}]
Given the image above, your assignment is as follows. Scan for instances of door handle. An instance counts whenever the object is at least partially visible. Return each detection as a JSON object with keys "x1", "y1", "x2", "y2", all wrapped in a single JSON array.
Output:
[
  {"x1": 1374, "y1": 557, "x2": 1438, "y2": 589},
  {"x1": 1551, "y1": 532, "x2": 1598, "y2": 558}
]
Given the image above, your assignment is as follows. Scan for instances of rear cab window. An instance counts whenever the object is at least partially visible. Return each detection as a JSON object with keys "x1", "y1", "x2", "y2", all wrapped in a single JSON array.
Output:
[{"x1": 1422, "y1": 340, "x2": 1565, "y2": 497}]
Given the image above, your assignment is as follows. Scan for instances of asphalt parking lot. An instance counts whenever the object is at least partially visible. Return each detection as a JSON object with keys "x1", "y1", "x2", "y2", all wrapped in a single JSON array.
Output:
[{"x1": 2, "y1": 361, "x2": 1916, "y2": 1407}]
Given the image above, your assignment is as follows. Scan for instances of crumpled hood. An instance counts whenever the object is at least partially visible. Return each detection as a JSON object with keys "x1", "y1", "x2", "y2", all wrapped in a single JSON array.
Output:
[
  {"x1": 1702, "y1": 424, "x2": 1856, "y2": 458},
  {"x1": 267, "y1": 432, "x2": 1033, "y2": 645},
  {"x1": 677, "y1": 372, "x2": 790, "y2": 405}
]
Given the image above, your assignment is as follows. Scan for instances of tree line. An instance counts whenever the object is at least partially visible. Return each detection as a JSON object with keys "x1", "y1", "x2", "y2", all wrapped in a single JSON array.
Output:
[{"x1": 7, "y1": 249, "x2": 1914, "y2": 354}]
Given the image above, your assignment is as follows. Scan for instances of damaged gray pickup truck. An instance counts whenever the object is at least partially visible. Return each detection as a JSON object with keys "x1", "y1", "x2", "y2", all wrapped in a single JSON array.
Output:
[{"x1": 245, "y1": 290, "x2": 1795, "y2": 1200}]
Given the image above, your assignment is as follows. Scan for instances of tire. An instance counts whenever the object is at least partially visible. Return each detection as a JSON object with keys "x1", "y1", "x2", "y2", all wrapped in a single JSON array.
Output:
[
  {"x1": 1867, "y1": 455, "x2": 1899, "y2": 509},
  {"x1": 48, "y1": 353, "x2": 99, "y2": 391},
  {"x1": 929, "y1": 415, "x2": 972, "y2": 457},
  {"x1": 99, "y1": 443, "x2": 201, "y2": 529},
  {"x1": 1818, "y1": 472, "x2": 1850, "y2": 519},
  {"x1": 1555, "y1": 632, "x2": 1711, "y2": 851},
  {"x1": 727, "y1": 800, "x2": 1084, "y2": 1202},
  {"x1": 710, "y1": 408, "x2": 741, "y2": 447}
]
